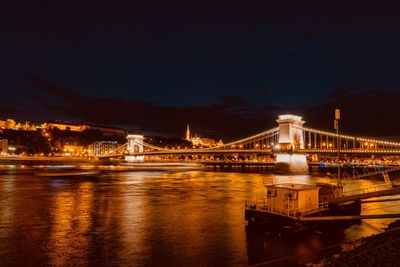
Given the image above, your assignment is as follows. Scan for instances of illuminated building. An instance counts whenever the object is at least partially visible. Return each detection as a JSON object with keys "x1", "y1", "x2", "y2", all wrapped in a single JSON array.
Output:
[
  {"x1": 6, "y1": 119, "x2": 16, "y2": 129},
  {"x1": 0, "y1": 118, "x2": 40, "y2": 131},
  {"x1": 15, "y1": 121, "x2": 37, "y2": 131},
  {"x1": 45, "y1": 122, "x2": 88, "y2": 131},
  {"x1": 89, "y1": 141, "x2": 119, "y2": 156},
  {"x1": 0, "y1": 119, "x2": 17, "y2": 129},
  {"x1": 63, "y1": 145, "x2": 85, "y2": 156},
  {"x1": 190, "y1": 136, "x2": 223, "y2": 147},
  {"x1": 0, "y1": 139, "x2": 8, "y2": 155},
  {"x1": 44, "y1": 121, "x2": 126, "y2": 136},
  {"x1": 216, "y1": 139, "x2": 224, "y2": 147},
  {"x1": 185, "y1": 125, "x2": 223, "y2": 147},
  {"x1": 0, "y1": 117, "x2": 126, "y2": 138}
]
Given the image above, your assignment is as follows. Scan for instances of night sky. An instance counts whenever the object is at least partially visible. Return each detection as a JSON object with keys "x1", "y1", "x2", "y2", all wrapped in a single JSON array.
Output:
[{"x1": 1, "y1": 1, "x2": 400, "y2": 140}]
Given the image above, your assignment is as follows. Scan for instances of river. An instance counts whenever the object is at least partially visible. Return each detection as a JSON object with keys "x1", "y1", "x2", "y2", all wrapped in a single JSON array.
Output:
[{"x1": 0, "y1": 163, "x2": 399, "y2": 266}]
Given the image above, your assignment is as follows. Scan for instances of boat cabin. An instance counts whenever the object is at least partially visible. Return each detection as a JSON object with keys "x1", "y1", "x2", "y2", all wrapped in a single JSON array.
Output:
[{"x1": 264, "y1": 183, "x2": 320, "y2": 215}]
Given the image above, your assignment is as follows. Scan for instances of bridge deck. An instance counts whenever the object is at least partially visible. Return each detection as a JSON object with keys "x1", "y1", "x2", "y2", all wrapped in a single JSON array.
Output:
[{"x1": 121, "y1": 148, "x2": 400, "y2": 157}]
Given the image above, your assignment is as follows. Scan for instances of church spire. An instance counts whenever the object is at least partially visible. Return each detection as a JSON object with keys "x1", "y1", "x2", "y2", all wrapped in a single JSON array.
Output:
[{"x1": 186, "y1": 124, "x2": 191, "y2": 141}]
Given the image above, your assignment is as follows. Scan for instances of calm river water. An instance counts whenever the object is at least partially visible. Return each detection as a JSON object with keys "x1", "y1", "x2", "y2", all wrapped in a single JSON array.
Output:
[{"x1": 0, "y1": 163, "x2": 399, "y2": 266}]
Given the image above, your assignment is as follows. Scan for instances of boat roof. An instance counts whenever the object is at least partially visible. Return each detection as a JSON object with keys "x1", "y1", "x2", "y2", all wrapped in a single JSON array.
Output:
[
  {"x1": 315, "y1": 182, "x2": 339, "y2": 188},
  {"x1": 265, "y1": 183, "x2": 319, "y2": 191}
]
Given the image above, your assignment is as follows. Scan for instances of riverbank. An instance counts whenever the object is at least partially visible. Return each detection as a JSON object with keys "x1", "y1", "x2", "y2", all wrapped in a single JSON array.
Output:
[
  {"x1": 312, "y1": 221, "x2": 400, "y2": 266},
  {"x1": 0, "y1": 155, "x2": 96, "y2": 162},
  {"x1": 0, "y1": 157, "x2": 105, "y2": 167}
]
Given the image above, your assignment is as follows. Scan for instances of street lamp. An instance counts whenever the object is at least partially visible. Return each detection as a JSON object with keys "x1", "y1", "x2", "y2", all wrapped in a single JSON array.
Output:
[{"x1": 334, "y1": 108, "x2": 342, "y2": 187}]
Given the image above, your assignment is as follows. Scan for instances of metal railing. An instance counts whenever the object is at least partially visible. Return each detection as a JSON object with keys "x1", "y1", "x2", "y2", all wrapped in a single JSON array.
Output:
[
  {"x1": 343, "y1": 184, "x2": 392, "y2": 196},
  {"x1": 351, "y1": 167, "x2": 400, "y2": 179}
]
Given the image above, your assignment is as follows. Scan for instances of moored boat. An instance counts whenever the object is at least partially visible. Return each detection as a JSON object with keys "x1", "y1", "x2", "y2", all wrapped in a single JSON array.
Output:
[{"x1": 245, "y1": 182, "x2": 361, "y2": 233}]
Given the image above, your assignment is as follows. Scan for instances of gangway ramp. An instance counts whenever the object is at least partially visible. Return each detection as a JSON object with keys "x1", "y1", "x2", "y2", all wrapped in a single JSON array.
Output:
[
  {"x1": 329, "y1": 167, "x2": 400, "y2": 204},
  {"x1": 328, "y1": 186, "x2": 400, "y2": 204},
  {"x1": 351, "y1": 167, "x2": 400, "y2": 180}
]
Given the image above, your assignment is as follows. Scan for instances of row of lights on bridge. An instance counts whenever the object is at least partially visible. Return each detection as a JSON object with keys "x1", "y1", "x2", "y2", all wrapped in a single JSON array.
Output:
[
  {"x1": 307, "y1": 142, "x2": 378, "y2": 148},
  {"x1": 141, "y1": 142, "x2": 393, "y2": 152},
  {"x1": 229, "y1": 143, "x2": 280, "y2": 149},
  {"x1": 159, "y1": 142, "x2": 393, "y2": 150},
  {"x1": 305, "y1": 128, "x2": 400, "y2": 147}
]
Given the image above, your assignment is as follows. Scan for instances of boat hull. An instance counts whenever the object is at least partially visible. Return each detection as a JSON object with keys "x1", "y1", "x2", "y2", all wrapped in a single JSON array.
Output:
[{"x1": 245, "y1": 200, "x2": 361, "y2": 234}]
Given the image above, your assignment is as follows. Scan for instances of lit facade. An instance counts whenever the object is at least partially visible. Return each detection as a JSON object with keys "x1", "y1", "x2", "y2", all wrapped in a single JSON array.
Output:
[
  {"x1": 0, "y1": 139, "x2": 8, "y2": 155},
  {"x1": 63, "y1": 145, "x2": 85, "y2": 156},
  {"x1": 0, "y1": 119, "x2": 17, "y2": 129},
  {"x1": 190, "y1": 136, "x2": 223, "y2": 147},
  {"x1": 89, "y1": 141, "x2": 119, "y2": 156},
  {"x1": 45, "y1": 122, "x2": 88, "y2": 131},
  {"x1": 185, "y1": 124, "x2": 223, "y2": 147}
]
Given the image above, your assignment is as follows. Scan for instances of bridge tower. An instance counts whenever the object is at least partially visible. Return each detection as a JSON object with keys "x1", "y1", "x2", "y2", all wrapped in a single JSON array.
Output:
[
  {"x1": 276, "y1": 114, "x2": 305, "y2": 150},
  {"x1": 275, "y1": 115, "x2": 308, "y2": 174},
  {"x1": 125, "y1": 134, "x2": 144, "y2": 162},
  {"x1": 186, "y1": 124, "x2": 191, "y2": 141}
]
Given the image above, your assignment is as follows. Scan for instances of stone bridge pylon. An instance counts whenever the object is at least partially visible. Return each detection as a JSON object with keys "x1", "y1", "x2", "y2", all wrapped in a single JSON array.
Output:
[
  {"x1": 275, "y1": 115, "x2": 308, "y2": 174},
  {"x1": 125, "y1": 134, "x2": 145, "y2": 162}
]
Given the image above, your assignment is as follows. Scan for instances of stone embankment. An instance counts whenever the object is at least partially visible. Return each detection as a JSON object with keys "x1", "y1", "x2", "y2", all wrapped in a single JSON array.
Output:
[{"x1": 310, "y1": 222, "x2": 400, "y2": 266}]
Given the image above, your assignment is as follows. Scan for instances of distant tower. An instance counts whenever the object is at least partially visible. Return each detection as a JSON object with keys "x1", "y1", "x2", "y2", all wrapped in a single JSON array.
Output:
[{"x1": 186, "y1": 124, "x2": 191, "y2": 141}]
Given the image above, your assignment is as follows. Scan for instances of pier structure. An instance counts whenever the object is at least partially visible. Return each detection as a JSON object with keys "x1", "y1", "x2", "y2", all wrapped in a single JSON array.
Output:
[{"x1": 245, "y1": 167, "x2": 400, "y2": 229}]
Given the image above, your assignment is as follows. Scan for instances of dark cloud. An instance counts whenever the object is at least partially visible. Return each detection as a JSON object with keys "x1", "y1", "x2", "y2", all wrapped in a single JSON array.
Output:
[
  {"x1": 286, "y1": 32, "x2": 314, "y2": 46},
  {"x1": 29, "y1": 77, "x2": 281, "y2": 140},
  {"x1": 29, "y1": 78, "x2": 400, "y2": 141},
  {"x1": 2, "y1": 1, "x2": 400, "y2": 114},
  {"x1": 0, "y1": 107, "x2": 21, "y2": 116},
  {"x1": 302, "y1": 88, "x2": 400, "y2": 139},
  {"x1": 259, "y1": 89, "x2": 270, "y2": 97}
]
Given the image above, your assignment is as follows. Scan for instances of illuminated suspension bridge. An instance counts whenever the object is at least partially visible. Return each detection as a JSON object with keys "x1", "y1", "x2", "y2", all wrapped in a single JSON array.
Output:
[
  {"x1": 99, "y1": 114, "x2": 400, "y2": 221},
  {"x1": 99, "y1": 114, "x2": 400, "y2": 159}
]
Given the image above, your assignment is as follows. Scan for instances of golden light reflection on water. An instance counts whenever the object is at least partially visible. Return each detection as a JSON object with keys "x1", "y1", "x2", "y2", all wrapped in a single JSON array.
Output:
[
  {"x1": 0, "y1": 174, "x2": 15, "y2": 251},
  {"x1": 118, "y1": 172, "x2": 148, "y2": 265},
  {"x1": 132, "y1": 171, "x2": 267, "y2": 266},
  {"x1": 0, "y1": 166, "x2": 399, "y2": 267},
  {"x1": 48, "y1": 182, "x2": 93, "y2": 266}
]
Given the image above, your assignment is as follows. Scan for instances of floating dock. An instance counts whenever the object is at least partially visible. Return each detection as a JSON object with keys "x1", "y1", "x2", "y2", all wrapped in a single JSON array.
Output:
[{"x1": 245, "y1": 168, "x2": 400, "y2": 232}]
